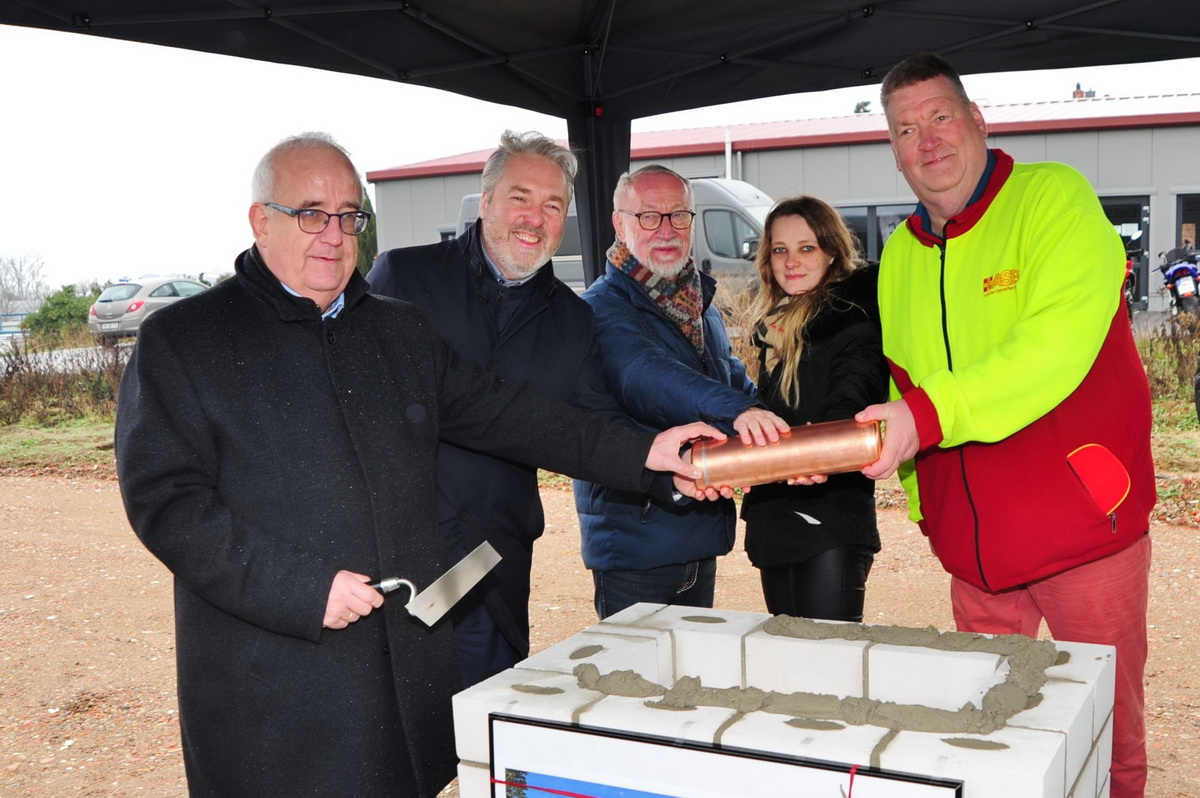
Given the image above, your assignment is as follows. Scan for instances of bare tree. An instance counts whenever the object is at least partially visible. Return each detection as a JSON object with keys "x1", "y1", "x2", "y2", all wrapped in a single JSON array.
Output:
[{"x1": 0, "y1": 254, "x2": 50, "y2": 316}]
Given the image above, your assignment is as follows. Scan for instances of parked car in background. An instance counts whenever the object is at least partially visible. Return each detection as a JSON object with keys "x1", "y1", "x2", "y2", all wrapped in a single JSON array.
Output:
[{"x1": 88, "y1": 276, "x2": 206, "y2": 337}]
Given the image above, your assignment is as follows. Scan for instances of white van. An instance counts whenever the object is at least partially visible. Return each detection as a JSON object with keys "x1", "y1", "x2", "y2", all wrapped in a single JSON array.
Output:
[{"x1": 455, "y1": 178, "x2": 773, "y2": 290}]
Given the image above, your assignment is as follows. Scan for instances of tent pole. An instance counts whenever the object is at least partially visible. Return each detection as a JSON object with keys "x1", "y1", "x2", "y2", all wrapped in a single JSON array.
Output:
[{"x1": 567, "y1": 112, "x2": 631, "y2": 287}]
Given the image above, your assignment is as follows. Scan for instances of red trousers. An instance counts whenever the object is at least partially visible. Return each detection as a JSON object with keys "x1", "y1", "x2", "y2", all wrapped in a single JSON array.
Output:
[{"x1": 950, "y1": 534, "x2": 1151, "y2": 798}]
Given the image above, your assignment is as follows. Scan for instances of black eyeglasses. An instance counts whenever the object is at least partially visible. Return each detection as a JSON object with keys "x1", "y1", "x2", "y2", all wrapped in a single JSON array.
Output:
[
  {"x1": 266, "y1": 202, "x2": 372, "y2": 236},
  {"x1": 617, "y1": 209, "x2": 696, "y2": 231}
]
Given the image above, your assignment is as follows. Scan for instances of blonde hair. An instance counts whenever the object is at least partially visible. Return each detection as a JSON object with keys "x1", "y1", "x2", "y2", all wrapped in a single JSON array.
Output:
[{"x1": 748, "y1": 196, "x2": 863, "y2": 406}]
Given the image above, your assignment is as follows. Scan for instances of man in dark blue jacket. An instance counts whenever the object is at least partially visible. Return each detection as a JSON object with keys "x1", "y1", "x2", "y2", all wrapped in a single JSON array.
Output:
[
  {"x1": 575, "y1": 165, "x2": 789, "y2": 618},
  {"x1": 367, "y1": 131, "x2": 627, "y2": 684}
]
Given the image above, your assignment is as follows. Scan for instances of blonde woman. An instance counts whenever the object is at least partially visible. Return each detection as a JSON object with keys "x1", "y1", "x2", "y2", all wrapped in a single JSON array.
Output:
[{"x1": 740, "y1": 196, "x2": 889, "y2": 621}]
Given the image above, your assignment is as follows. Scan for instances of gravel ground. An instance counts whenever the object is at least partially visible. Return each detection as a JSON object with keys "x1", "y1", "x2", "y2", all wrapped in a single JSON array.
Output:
[{"x1": 1, "y1": 475, "x2": 1196, "y2": 797}]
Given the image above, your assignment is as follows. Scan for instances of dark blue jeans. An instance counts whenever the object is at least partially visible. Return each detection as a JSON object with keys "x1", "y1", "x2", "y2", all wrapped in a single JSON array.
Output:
[{"x1": 592, "y1": 558, "x2": 717, "y2": 619}]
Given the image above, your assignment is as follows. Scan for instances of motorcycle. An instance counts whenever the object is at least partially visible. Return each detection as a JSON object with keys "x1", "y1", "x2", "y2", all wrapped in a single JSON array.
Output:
[{"x1": 1156, "y1": 245, "x2": 1199, "y2": 316}]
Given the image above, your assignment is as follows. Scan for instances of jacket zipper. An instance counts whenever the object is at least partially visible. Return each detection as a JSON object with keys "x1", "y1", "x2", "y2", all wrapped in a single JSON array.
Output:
[{"x1": 939, "y1": 233, "x2": 990, "y2": 592}]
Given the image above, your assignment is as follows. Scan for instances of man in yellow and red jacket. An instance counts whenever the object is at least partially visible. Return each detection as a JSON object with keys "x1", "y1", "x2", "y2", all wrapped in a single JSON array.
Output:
[{"x1": 858, "y1": 54, "x2": 1156, "y2": 798}]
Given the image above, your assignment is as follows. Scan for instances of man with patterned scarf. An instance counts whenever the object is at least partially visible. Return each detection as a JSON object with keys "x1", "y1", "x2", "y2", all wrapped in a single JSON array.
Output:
[{"x1": 574, "y1": 165, "x2": 789, "y2": 619}]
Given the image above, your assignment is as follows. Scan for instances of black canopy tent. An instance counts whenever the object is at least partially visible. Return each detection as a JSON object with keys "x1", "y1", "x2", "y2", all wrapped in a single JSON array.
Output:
[{"x1": 5, "y1": 0, "x2": 1198, "y2": 280}]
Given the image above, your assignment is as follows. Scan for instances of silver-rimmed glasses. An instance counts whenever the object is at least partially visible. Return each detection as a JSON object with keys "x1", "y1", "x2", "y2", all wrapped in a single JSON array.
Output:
[{"x1": 265, "y1": 202, "x2": 373, "y2": 236}]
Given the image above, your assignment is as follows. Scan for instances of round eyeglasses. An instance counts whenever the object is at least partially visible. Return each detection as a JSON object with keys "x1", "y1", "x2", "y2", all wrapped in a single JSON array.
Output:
[
  {"x1": 617, "y1": 209, "x2": 696, "y2": 231},
  {"x1": 266, "y1": 202, "x2": 373, "y2": 236}
]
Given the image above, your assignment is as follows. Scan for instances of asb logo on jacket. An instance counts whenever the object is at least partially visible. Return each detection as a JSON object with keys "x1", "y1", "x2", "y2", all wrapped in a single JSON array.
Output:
[{"x1": 983, "y1": 268, "x2": 1020, "y2": 296}]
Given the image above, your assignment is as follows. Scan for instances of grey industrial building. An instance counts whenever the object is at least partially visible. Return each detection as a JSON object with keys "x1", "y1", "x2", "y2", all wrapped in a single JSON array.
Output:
[{"x1": 367, "y1": 93, "x2": 1200, "y2": 306}]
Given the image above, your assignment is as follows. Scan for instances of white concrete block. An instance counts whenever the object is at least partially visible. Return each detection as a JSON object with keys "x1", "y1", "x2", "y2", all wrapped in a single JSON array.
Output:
[
  {"x1": 868, "y1": 643, "x2": 1008, "y2": 711},
  {"x1": 1066, "y1": 722, "x2": 1099, "y2": 798},
  {"x1": 881, "y1": 726, "x2": 1068, "y2": 798},
  {"x1": 516, "y1": 629, "x2": 672, "y2": 686},
  {"x1": 1010, "y1": 679, "x2": 1097, "y2": 793},
  {"x1": 598, "y1": 601, "x2": 670, "y2": 627},
  {"x1": 744, "y1": 629, "x2": 868, "y2": 697},
  {"x1": 624, "y1": 603, "x2": 772, "y2": 632},
  {"x1": 628, "y1": 604, "x2": 770, "y2": 689},
  {"x1": 452, "y1": 670, "x2": 603, "y2": 764},
  {"x1": 577, "y1": 694, "x2": 739, "y2": 745},
  {"x1": 580, "y1": 618, "x2": 672, "y2": 642},
  {"x1": 1045, "y1": 640, "x2": 1116, "y2": 741},
  {"x1": 718, "y1": 709, "x2": 891, "y2": 765},
  {"x1": 452, "y1": 608, "x2": 1112, "y2": 798},
  {"x1": 1095, "y1": 714, "x2": 1113, "y2": 791},
  {"x1": 455, "y1": 761, "x2": 490, "y2": 798}
]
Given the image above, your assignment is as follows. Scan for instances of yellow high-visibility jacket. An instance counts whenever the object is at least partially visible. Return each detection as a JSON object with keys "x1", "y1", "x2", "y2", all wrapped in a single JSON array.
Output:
[{"x1": 879, "y1": 149, "x2": 1156, "y2": 591}]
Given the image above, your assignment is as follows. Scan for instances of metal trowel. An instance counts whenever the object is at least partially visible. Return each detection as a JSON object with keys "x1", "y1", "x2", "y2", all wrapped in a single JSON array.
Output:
[{"x1": 369, "y1": 540, "x2": 502, "y2": 626}]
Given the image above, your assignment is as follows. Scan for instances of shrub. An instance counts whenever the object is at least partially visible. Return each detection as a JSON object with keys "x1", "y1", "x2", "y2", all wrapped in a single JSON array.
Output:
[
  {"x1": 1136, "y1": 313, "x2": 1200, "y2": 404},
  {"x1": 23, "y1": 285, "x2": 98, "y2": 344},
  {"x1": 714, "y1": 276, "x2": 762, "y2": 382},
  {"x1": 0, "y1": 336, "x2": 128, "y2": 425}
]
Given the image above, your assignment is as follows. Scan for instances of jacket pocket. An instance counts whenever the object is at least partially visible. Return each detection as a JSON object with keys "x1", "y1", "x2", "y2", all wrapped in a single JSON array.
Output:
[{"x1": 1066, "y1": 443, "x2": 1131, "y2": 517}]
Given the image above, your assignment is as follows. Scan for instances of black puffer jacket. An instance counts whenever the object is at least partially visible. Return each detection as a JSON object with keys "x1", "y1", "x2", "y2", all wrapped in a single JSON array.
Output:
[{"x1": 740, "y1": 266, "x2": 890, "y2": 568}]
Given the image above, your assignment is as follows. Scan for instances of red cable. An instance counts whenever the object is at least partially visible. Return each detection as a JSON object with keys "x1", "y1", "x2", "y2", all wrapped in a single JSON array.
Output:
[{"x1": 490, "y1": 777, "x2": 599, "y2": 798}]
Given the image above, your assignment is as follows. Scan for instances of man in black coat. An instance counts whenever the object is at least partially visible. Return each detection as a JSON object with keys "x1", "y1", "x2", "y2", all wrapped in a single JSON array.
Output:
[
  {"x1": 115, "y1": 132, "x2": 720, "y2": 797},
  {"x1": 368, "y1": 131, "x2": 624, "y2": 685}
]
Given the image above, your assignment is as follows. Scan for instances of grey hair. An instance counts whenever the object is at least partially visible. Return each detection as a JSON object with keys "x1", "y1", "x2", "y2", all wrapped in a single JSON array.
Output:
[
  {"x1": 251, "y1": 132, "x2": 365, "y2": 204},
  {"x1": 612, "y1": 164, "x2": 694, "y2": 210},
  {"x1": 880, "y1": 53, "x2": 972, "y2": 114},
  {"x1": 480, "y1": 130, "x2": 578, "y2": 203}
]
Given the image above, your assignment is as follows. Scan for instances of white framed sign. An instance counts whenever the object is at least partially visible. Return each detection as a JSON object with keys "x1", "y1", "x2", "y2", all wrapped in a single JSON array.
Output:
[{"x1": 489, "y1": 714, "x2": 962, "y2": 797}]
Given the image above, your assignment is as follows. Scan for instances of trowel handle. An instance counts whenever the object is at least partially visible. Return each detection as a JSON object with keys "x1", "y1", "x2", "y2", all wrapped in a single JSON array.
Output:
[{"x1": 369, "y1": 577, "x2": 418, "y2": 597}]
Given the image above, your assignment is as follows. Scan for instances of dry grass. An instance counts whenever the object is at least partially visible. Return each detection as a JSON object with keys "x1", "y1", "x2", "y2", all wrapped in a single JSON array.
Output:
[{"x1": 0, "y1": 333, "x2": 129, "y2": 426}]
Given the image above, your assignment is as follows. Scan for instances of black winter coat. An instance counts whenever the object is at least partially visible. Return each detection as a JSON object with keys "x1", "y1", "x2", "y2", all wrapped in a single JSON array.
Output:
[
  {"x1": 366, "y1": 222, "x2": 624, "y2": 659},
  {"x1": 115, "y1": 247, "x2": 655, "y2": 797},
  {"x1": 740, "y1": 267, "x2": 890, "y2": 568}
]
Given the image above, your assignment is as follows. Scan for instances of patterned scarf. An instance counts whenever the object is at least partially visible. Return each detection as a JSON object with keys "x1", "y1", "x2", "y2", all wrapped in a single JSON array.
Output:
[
  {"x1": 608, "y1": 240, "x2": 705, "y2": 357},
  {"x1": 754, "y1": 298, "x2": 792, "y2": 378}
]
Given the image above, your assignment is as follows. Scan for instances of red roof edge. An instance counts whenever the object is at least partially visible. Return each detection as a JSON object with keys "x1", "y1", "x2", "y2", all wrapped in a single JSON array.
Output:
[
  {"x1": 366, "y1": 107, "x2": 1200, "y2": 183},
  {"x1": 629, "y1": 129, "x2": 892, "y2": 158},
  {"x1": 987, "y1": 112, "x2": 1200, "y2": 134},
  {"x1": 367, "y1": 159, "x2": 489, "y2": 182}
]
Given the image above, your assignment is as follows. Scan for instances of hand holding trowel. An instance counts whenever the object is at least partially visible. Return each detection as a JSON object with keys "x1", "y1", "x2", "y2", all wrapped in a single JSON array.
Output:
[{"x1": 370, "y1": 540, "x2": 502, "y2": 626}]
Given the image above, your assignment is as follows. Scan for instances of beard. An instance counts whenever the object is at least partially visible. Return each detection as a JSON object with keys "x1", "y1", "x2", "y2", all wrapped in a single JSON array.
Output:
[
  {"x1": 481, "y1": 218, "x2": 555, "y2": 281},
  {"x1": 635, "y1": 247, "x2": 690, "y2": 280}
]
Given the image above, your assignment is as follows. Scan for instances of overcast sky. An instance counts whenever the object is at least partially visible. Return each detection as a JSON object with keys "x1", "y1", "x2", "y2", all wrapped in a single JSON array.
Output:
[{"x1": 3, "y1": 23, "x2": 1198, "y2": 290}]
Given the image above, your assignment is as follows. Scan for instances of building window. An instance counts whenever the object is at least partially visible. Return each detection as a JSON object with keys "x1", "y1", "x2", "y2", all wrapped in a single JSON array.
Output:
[
  {"x1": 838, "y1": 204, "x2": 913, "y2": 262},
  {"x1": 1100, "y1": 195, "x2": 1150, "y2": 308},
  {"x1": 1178, "y1": 194, "x2": 1200, "y2": 250}
]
